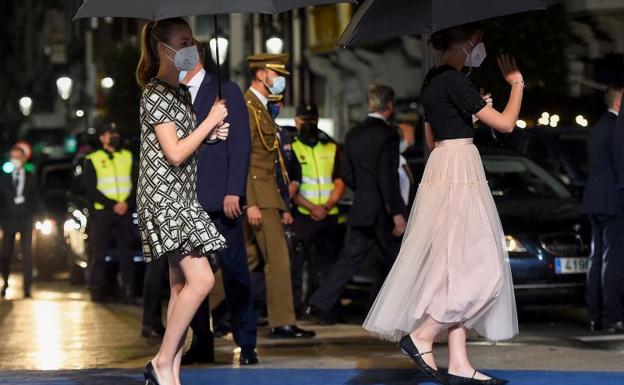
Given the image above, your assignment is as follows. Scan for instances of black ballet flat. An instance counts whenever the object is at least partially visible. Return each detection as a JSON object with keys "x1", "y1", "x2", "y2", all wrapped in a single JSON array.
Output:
[
  {"x1": 447, "y1": 370, "x2": 508, "y2": 385},
  {"x1": 398, "y1": 335, "x2": 447, "y2": 384},
  {"x1": 143, "y1": 361, "x2": 162, "y2": 385}
]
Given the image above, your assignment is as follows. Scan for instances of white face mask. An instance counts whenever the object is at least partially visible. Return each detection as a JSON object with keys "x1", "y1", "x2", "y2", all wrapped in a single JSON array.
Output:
[
  {"x1": 10, "y1": 158, "x2": 23, "y2": 170},
  {"x1": 264, "y1": 76, "x2": 286, "y2": 95},
  {"x1": 163, "y1": 43, "x2": 199, "y2": 72},
  {"x1": 463, "y1": 41, "x2": 487, "y2": 68},
  {"x1": 399, "y1": 140, "x2": 408, "y2": 154}
]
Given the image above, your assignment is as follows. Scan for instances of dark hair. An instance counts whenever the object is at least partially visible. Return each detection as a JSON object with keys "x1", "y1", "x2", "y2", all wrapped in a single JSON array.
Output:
[
  {"x1": 604, "y1": 83, "x2": 624, "y2": 109},
  {"x1": 136, "y1": 18, "x2": 191, "y2": 88},
  {"x1": 368, "y1": 84, "x2": 395, "y2": 113},
  {"x1": 429, "y1": 22, "x2": 483, "y2": 52},
  {"x1": 249, "y1": 67, "x2": 264, "y2": 81}
]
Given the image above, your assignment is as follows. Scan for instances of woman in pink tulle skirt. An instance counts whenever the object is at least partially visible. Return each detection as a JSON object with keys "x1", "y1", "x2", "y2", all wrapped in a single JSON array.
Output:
[{"x1": 363, "y1": 23, "x2": 524, "y2": 385}]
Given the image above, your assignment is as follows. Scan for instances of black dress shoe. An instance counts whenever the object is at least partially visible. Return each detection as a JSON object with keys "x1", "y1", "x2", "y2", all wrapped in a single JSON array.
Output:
[
  {"x1": 304, "y1": 304, "x2": 337, "y2": 325},
  {"x1": 398, "y1": 335, "x2": 446, "y2": 384},
  {"x1": 239, "y1": 347, "x2": 259, "y2": 365},
  {"x1": 607, "y1": 321, "x2": 624, "y2": 333},
  {"x1": 141, "y1": 326, "x2": 165, "y2": 339},
  {"x1": 181, "y1": 346, "x2": 215, "y2": 365},
  {"x1": 143, "y1": 361, "x2": 162, "y2": 385},
  {"x1": 588, "y1": 320, "x2": 601, "y2": 332},
  {"x1": 447, "y1": 371, "x2": 508, "y2": 385},
  {"x1": 269, "y1": 325, "x2": 316, "y2": 339}
]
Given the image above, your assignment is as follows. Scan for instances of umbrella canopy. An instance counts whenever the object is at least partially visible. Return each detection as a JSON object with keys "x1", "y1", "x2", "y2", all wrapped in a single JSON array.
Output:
[
  {"x1": 74, "y1": 0, "x2": 352, "y2": 20},
  {"x1": 338, "y1": 0, "x2": 560, "y2": 47}
]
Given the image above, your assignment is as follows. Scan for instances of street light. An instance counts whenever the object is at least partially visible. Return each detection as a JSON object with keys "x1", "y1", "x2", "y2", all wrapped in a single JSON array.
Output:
[
  {"x1": 265, "y1": 36, "x2": 284, "y2": 54},
  {"x1": 56, "y1": 76, "x2": 73, "y2": 100},
  {"x1": 101, "y1": 77, "x2": 114, "y2": 89},
  {"x1": 19, "y1": 96, "x2": 33, "y2": 117},
  {"x1": 209, "y1": 37, "x2": 229, "y2": 65},
  {"x1": 75, "y1": 109, "x2": 85, "y2": 118}
]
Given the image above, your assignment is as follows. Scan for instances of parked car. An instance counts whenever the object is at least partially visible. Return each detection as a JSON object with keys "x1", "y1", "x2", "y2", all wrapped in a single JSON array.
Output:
[
  {"x1": 474, "y1": 126, "x2": 589, "y2": 194},
  {"x1": 405, "y1": 149, "x2": 590, "y2": 303},
  {"x1": 32, "y1": 158, "x2": 144, "y2": 292}
]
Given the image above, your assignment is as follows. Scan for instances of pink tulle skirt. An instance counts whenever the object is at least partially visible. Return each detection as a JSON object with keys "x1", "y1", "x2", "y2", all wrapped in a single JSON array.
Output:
[{"x1": 363, "y1": 138, "x2": 518, "y2": 342}]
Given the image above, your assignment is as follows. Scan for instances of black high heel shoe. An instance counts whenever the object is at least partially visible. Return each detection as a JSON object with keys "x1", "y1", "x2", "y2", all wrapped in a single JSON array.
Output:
[
  {"x1": 143, "y1": 361, "x2": 162, "y2": 385},
  {"x1": 446, "y1": 370, "x2": 508, "y2": 385},
  {"x1": 398, "y1": 335, "x2": 447, "y2": 384}
]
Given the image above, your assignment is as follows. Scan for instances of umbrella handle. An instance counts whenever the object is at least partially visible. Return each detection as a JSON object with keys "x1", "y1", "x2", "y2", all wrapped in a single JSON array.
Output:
[{"x1": 214, "y1": 14, "x2": 222, "y2": 100}]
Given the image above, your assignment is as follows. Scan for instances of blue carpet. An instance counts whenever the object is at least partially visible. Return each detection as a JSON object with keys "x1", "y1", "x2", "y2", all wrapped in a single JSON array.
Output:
[{"x1": 1, "y1": 368, "x2": 623, "y2": 385}]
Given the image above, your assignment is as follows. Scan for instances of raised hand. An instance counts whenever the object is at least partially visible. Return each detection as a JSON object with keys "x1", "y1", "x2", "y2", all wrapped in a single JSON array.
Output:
[{"x1": 497, "y1": 54, "x2": 523, "y2": 86}]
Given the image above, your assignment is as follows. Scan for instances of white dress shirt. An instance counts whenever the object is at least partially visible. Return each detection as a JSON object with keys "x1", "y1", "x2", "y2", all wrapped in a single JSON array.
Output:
[
  {"x1": 368, "y1": 112, "x2": 389, "y2": 124},
  {"x1": 608, "y1": 108, "x2": 619, "y2": 116},
  {"x1": 12, "y1": 168, "x2": 25, "y2": 205},
  {"x1": 398, "y1": 155, "x2": 410, "y2": 206},
  {"x1": 249, "y1": 86, "x2": 269, "y2": 109},
  {"x1": 186, "y1": 69, "x2": 206, "y2": 104}
]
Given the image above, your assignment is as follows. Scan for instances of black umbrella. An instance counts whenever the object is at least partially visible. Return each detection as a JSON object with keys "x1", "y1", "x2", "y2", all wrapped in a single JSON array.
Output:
[
  {"x1": 74, "y1": 0, "x2": 354, "y2": 97},
  {"x1": 338, "y1": 0, "x2": 560, "y2": 47}
]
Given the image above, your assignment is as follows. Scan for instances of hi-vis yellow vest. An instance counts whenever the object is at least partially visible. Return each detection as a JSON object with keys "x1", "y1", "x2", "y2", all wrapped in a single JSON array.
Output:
[
  {"x1": 86, "y1": 149, "x2": 133, "y2": 210},
  {"x1": 291, "y1": 139, "x2": 339, "y2": 216}
]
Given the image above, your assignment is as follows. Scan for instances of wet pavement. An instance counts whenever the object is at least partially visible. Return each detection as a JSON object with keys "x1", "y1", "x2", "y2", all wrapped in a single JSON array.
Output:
[{"x1": 1, "y1": 274, "x2": 624, "y2": 384}]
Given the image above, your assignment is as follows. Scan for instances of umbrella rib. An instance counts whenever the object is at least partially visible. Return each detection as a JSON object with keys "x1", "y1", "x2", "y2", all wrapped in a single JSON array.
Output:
[{"x1": 336, "y1": 0, "x2": 374, "y2": 47}]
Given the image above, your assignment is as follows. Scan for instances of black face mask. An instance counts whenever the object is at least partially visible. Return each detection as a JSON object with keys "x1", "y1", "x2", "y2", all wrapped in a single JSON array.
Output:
[
  {"x1": 300, "y1": 122, "x2": 318, "y2": 142},
  {"x1": 108, "y1": 136, "x2": 122, "y2": 151}
]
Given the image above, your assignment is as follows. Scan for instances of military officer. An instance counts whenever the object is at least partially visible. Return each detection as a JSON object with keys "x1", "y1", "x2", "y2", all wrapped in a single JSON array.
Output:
[{"x1": 244, "y1": 53, "x2": 315, "y2": 339}]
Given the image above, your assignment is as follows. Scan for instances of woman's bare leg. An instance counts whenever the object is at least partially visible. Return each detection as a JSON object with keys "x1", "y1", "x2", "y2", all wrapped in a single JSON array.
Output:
[
  {"x1": 151, "y1": 255, "x2": 214, "y2": 385},
  {"x1": 408, "y1": 316, "x2": 445, "y2": 369},
  {"x1": 447, "y1": 325, "x2": 490, "y2": 380},
  {"x1": 167, "y1": 261, "x2": 186, "y2": 385}
]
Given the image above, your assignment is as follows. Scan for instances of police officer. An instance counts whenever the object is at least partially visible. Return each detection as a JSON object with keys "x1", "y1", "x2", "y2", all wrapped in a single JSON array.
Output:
[
  {"x1": 83, "y1": 125, "x2": 138, "y2": 303},
  {"x1": 244, "y1": 53, "x2": 315, "y2": 338},
  {"x1": 289, "y1": 104, "x2": 345, "y2": 320}
]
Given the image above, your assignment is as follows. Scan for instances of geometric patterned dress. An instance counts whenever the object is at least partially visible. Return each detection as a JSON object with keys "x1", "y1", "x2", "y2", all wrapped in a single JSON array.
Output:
[{"x1": 137, "y1": 77, "x2": 226, "y2": 263}]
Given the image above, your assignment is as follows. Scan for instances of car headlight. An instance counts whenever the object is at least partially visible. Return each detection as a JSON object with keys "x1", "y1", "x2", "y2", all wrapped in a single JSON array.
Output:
[
  {"x1": 505, "y1": 235, "x2": 527, "y2": 253},
  {"x1": 35, "y1": 219, "x2": 56, "y2": 236}
]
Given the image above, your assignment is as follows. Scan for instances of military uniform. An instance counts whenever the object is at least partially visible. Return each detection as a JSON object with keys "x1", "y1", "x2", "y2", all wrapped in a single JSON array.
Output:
[{"x1": 243, "y1": 54, "x2": 297, "y2": 328}]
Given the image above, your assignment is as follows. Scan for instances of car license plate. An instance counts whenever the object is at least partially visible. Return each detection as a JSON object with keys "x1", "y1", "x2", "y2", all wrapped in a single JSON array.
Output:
[{"x1": 555, "y1": 257, "x2": 588, "y2": 274}]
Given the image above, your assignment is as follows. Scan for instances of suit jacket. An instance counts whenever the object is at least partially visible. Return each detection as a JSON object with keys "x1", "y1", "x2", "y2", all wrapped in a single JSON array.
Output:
[
  {"x1": 244, "y1": 89, "x2": 287, "y2": 210},
  {"x1": 342, "y1": 116, "x2": 407, "y2": 227},
  {"x1": 0, "y1": 170, "x2": 39, "y2": 226},
  {"x1": 583, "y1": 112, "x2": 621, "y2": 216},
  {"x1": 195, "y1": 74, "x2": 252, "y2": 213},
  {"x1": 616, "y1": 104, "x2": 624, "y2": 200}
]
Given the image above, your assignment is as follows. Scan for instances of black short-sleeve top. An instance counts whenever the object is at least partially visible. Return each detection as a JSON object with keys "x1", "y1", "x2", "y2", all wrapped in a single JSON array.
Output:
[{"x1": 421, "y1": 65, "x2": 487, "y2": 141}]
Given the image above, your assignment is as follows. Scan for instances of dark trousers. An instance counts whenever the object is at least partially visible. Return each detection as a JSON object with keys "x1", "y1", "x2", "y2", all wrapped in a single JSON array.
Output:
[
  {"x1": 1, "y1": 221, "x2": 33, "y2": 294},
  {"x1": 190, "y1": 212, "x2": 257, "y2": 351},
  {"x1": 88, "y1": 211, "x2": 135, "y2": 297},
  {"x1": 309, "y1": 213, "x2": 402, "y2": 313},
  {"x1": 586, "y1": 214, "x2": 624, "y2": 324},
  {"x1": 292, "y1": 214, "x2": 339, "y2": 315},
  {"x1": 142, "y1": 256, "x2": 167, "y2": 330}
]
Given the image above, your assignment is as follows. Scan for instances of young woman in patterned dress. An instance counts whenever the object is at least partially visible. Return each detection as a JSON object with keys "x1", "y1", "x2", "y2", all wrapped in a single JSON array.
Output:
[{"x1": 135, "y1": 18, "x2": 229, "y2": 385}]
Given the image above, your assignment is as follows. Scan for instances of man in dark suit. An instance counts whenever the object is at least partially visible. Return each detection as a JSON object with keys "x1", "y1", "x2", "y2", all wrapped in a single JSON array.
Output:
[
  {"x1": 1, "y1": 145, "x2": 38, "y2": 298},
  {"x1": 180, "y1": 51, "x2": 258, "y2": 365},
  {"x1": 305, "y1": 84, "x2": 408, "y2": 322},
  {"x1": 583, "y1": 83, "x2": 624, "y2": 333}
]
